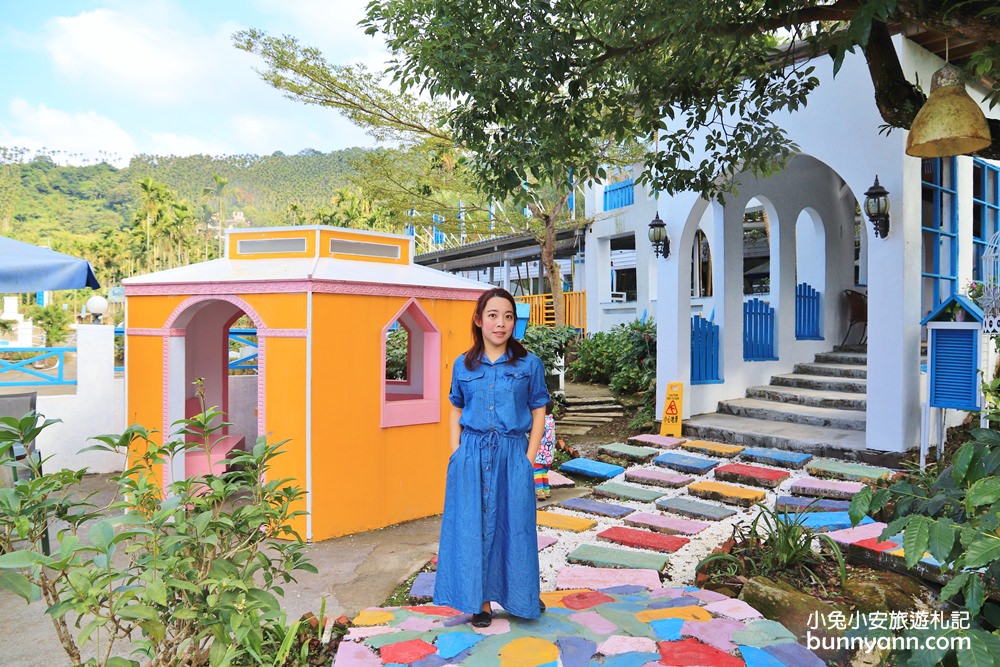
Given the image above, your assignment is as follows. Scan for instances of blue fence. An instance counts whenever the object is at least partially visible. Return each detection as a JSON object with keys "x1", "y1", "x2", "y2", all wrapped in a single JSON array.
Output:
[
  {"x1": 111, "y1": 328, "x2": 259, "y2": 374},
  {"x1": 0, "y1": 347, "x2": 76, "y2": 387},
  {"x1": 743, "y1": 298, "x2": 777, "y2": 361},
  {"x1": 691, "y1": 316, "x2": 722, "y2": 384},
  {"x1": 795, "y1": 283, "x2": 823, "y2": 340},
  {"x1": 603, "y1": 179, "x2": 634, "y2": 211}
]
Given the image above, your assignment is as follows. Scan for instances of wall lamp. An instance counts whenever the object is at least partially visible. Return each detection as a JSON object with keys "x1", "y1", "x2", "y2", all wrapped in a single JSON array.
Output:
[
  {"x1": 864, "y1": 176, "x2": 890, "y2": 239},
  {"x1": 648, "y1": 212, "x2": 670, "y2": 258}
]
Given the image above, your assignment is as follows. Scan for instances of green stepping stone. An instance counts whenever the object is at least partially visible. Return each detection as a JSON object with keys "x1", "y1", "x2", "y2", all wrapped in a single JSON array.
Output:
[
  {"x1": 364, "y1": 630, "x2": 426, "y2": 649},
  {"x1": 656, "y1": 496, "x2": 737, "y2": 520},
  {"x1": 806, "y1": 459, "x2": 890, "y2": 484},
  {"x1": 593, "y1": 481, "x2": 666, "y2": 503},
  {"x1": 731, "y1": 620, "x2": 798, "y2": 648},
  {"x1": 567, "y1": 543, "x2": 668, "y2": 571},
  {"x1": 595, "y1": 606, "x2": 658, "y2": 639},
  {"x1": 598, "y1": 443, "x2": 661, "y2": 462}
]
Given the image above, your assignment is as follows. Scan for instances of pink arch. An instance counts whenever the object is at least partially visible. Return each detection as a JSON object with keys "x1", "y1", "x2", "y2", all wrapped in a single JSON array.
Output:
[{"x1": 164, "y1": 294, "x2": 267, "y2": 330}]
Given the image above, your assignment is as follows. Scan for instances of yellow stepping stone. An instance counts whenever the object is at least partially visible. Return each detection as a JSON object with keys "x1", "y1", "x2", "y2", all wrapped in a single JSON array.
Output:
[
  {"x1": 499, "y1": 637, "x2": 560, "y2": 667},
  {"x1": 537, "y1": 511, "x2": 597, "y2": 532},
  {"x1": 636, "y1": 605, "x2": 713, "y2": 622},
  {"x1": 688, "y1": 481, "x2": 765, "y2": 507},
  {"x1": 680, "y1": 440, "x2": 744, "y2": 457},
  {"x1": 352, "y1": 609, "x2": 395, "y2": 626},
  {"x1": 541, "y1": 589, "x2": 593, "y2": 608}
]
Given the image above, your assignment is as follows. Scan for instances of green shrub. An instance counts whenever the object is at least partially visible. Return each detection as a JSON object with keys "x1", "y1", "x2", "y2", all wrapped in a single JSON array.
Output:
[
  {"x1": 27, "y1": 304, "x2": 72, "y2": 346},
  {"x1": 568, "y1": 331, "x2": 617, "y2": 383},
  {"x1": 522, "y1": 325, "x2": 578, "y2": 377},
  {"x1": 385, "y1": 327, "x2": 408, "y2": 380}
]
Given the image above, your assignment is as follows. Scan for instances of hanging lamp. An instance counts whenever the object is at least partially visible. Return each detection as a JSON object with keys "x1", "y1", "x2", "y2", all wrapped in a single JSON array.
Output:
[{"x1": 905, "y1": 63, "x2": 991, "y2": 158}]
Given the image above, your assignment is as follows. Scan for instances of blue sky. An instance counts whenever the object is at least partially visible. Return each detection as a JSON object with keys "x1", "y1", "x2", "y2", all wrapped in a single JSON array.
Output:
[{"x1": 0, "y1": 0, "x2": 388, "y2": 165}]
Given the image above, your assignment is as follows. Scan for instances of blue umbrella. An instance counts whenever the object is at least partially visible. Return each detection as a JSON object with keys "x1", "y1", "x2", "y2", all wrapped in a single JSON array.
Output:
[{"x1": 0, "y1": 236, "x2": 100, "y2": 293}]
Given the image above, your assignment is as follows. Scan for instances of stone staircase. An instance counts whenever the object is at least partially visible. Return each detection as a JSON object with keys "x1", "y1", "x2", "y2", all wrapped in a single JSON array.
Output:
[
  {"x1": 556, "y1": 393, "x2": 625, "y2": 436},
  {"x1": 683, "y1": 346, "x2": 873, "y2": 460}
]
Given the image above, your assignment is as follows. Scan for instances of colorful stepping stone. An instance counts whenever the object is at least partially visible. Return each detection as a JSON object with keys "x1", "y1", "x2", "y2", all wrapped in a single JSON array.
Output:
[
  {"x1": 566, "y1": 544, "x2": 668, "y2": 571},
  {"x1": 826, "y1": 521, "x2": 889, "y2": 546},
  {"x1": 679, "y1": 440, "x2": 744, "y2": 458},
  {"x1": 624, "y1": 512, "x2": 709, "y2": 535},
  {"x1": 779, "y1": 511, "x2": 874, "y2": 532},
  {"x1": 540, "y1": 588, "x2": 592, "y2": 609},
  {"x1": 854, "y1": 536, "x2": 899, "y2": 552},
  {"x1": 739, "y1": 645, "x2": 786, "y2": 667},
  {"x1": 557, "y1": 636, "x2": 597, "y2": 667},
  {"x1": 335, "y1": 641, "x2": 382, "y2": 667},
  {"x1": 559, "y1": 458, "x2": 625, "y2": 480},
  {"x1": 597, "y1": 635, "x2": 658, "y2": 655},
  {"x1": 537, "y1": 534, "x2": 559, "y2": 550},
  {"x1": 561, "y1": 590, "x2": 615, "y2": 610},
  {"x1": 688, "y1": 480, "x2": 765, "y2": 507},
  {"x1": 556, "y1": 566, "x2": 663, "y2": 591},
  {"x1": 789, "y1": 477, "x2": 866, "y2": 499},
  {"x1": 806, "y1": 459, "x2": 890, "y2": 484},
  {"x1": 354, "y1": 609, "x2": 397, "y2": 626},
  {"x1": 629, "y1": 434, "x2": 685, "y2": 448},
  {"x1": 763, "y1": 642, "x2": 826, "y2": 667},
  {"x1": 557, "y1": 496, "x2": 635, "y2": 518},
  {"x1": 548, "y1": 470, "x2": 575, "y2": 488},
  {"x1": 656, "y1": 638, "x2": 745, "y2": 667},
  {"x1": 599, "y1": 443, "x2": 661, "y2": 462},
  {"x1": 638, "y1": 606, "x2": 712, "y2": 622},
  {"x1": 774, "y1": 495, "x2": 851, "y2": 513},
  {"x1": 409, "y1": 572, "x2": 435, "y2": 602},
  {"x1": 568, "y1": 610, "x2": 619, "y2": 634},
  {"x1": 680, "y1": 617, "x2": 746, "y2": 653},
  {"x1": 379, "y1": 638, "x2": 437, "y2": 665},
  {"x1": 597, "y1": 526, "x2": 690, "y2": 553},
  {"x1": 435, "y1": 632, "x2": 485, "y2": 660},
  {"x1": 649, "y1": 618, "x2": 685, "y2": 641},
  {"x1": 498, "y1": 637, "x2": 559, "y2": 667},
  {"x1": 625, "y1": 467, "x2": 694, "y2": 488},
  {"x1": 652, "y1": 452, "x2": 718, "y2": 475},
  {"x1": 714, "y1": 462, "x2": 790, "y2": 489},
  {"x1": 655, "y1": 497, "x2": 736, "y2": 521},
  {"x1": 536, "y1": 510, "x2": 597, "y2": 532},
  {"x1": 593, "y1": 481, "x2": 666, "y2": 503},
  {"x1": 704, "y1": 598, "x2": 764, "y2": 621},
  {"x1": 738, "y1": 447, "x2": 813, "y2": 469}
]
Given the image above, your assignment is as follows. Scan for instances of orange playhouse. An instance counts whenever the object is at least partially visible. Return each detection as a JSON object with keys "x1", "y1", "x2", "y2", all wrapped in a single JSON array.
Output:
[{"x1": 123, "y1": 226, "x2": 488, "y2": 541}]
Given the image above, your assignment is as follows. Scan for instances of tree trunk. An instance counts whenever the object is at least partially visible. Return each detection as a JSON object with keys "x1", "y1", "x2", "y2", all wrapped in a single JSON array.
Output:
[{"x1": 541, "y1": 214, "x2": 566, "y2": 328}]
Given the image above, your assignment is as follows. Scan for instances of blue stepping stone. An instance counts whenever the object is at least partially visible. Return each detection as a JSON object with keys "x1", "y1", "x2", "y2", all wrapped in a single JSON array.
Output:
[
  {"x1": 595, "y1": 653, "x2": 661, "y2": 667},
  {"x1": 558, "y1": 496, "x2": 635, "y2": 518},
  {"x1": 435, "y1": 631, "x2": 484, "y2": 659},
  {"x1": 649, "y1": 596, "x2": 701, "y2": 609},
  {"x1": 409, "y1": 571, "x2": 435, "y2": 601},
  {"x1": 413, "y1": 657, "x2": 450, "y2": 667},
  {"x1": 650, "y1": 618, "x2": 684, "y2": 641},
  {"x1": 739, "y1": 646, "x2": 786, "y2": 667},
  {"x1": 739, "y1": 447, "x2": 813, "y2": 469},
  {"x1": 775, "y1": 496, "x2": 851, "y2": 513},
  {"x1": 652, "y1": 452, "x2": 718, "y2": 475},
  {"x1": 763, "y1": 642, "x2": 826, "y2": 667},
  {"x1": 779, "y1": 511, "x2": 874, "y2": 532},
  {"x1": 560, "y1": 458, "x2": 625, "y2": 480},
  {"x1": 557, "y1": 636, "x2": 597, "y2": 667},
  {"x1": 599, "y1": 584, "x2": 648, "y2": 595}
]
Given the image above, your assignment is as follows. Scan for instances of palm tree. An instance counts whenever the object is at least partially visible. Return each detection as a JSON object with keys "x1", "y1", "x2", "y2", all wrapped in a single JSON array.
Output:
[
  {"x1": 203, "y1": 174, "x2": 229, "y2": 256},
  {"x1": 137, "y1": 177, "x2": 170, "y2": 271}
]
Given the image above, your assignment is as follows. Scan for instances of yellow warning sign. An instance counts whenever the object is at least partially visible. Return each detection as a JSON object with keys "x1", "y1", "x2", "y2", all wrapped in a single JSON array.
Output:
[{"x1": 660, "y1": 382, "x2": 684, "y2": 437}]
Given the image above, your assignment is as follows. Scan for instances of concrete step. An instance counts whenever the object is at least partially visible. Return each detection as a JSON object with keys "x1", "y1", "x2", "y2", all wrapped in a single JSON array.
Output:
[
  {"x1": 682, "y1": 413, "x2": 868, "y2": 458},
  {"x1": 806, "y1": 458, "x2": 892, "y2": 484},
  {"x1": 558, "y1": 425, "x2": 594, "y2": 436},
  {"x1": 793, "y1": 362, "x2": 867, "y2": 379},
  {"x1": 815, "y1": 351, "x2": 868, "y2": 365},
  {"x1": 652, "y1": 451, "x2": 719, "y2": 475},
  {"x1": 593, "y1": 481, "x2": 666, "y2": 503},
  {"x1": 599, "y1": 443, "x2": 660, "y2": 463},
  {"x1": 789, "y1": 477, "x2": 867, "y2": 500},
  {"x1": 745, "y1": 385, "x2": 866, "y2": 410},
  {"x1": 677, "y1": 439, "x2": 744, "y2": 458},
  {"x1": 564, "y1": 396, "x2": 618, "y2": 406},
  {"x1": 596, "y1": 526, "x2": 690, "y2": 553},
  {"x1": 713, "y1": 462, "x2": 791, "y2": 489},
  {"x1": 737, "y1": 446, "x2": 813, "y2": 469},
  {"x1": 558, "y1": 416, "x2": 616, "y2": 425},
  {"x1": 566, "y1": 543, "x2": 668, "y2": 571},
  {"x1": 536, "y1": 510, "x2": 597, "y2": 532},
  {"x1": 629, "y1": 434, "x2": 685, "y2": 449},
  {"x1": 557, "y1": 496, "x2": 635, "y2": 518},
  {"x1": 624, "y1": 511, "x2": 710, "y2": 535},
  {"x1": 718, "y1": 398, "x2": 866, "y2": 431},
  {"x1": 561, "y1": 410, "x2": 624, "y2": 418},
  {"x1": 559, "y1": 458, "x2": 624, "y2": 479},
  {"x1": 687, "y1": 480, "x2": 766, "y2": 507},
  {"x1": 655, "y1": 497, "x2": 737, "y2": 521},
  {"x1": 770, "y1": 373, "x2": 867, "y2": 393},
  {"x1": 625, "y1": 467, "x2": 694, "y2": 488},
  {"x1": 562, "y1": 404, "x2": 624, "y2": 414}
]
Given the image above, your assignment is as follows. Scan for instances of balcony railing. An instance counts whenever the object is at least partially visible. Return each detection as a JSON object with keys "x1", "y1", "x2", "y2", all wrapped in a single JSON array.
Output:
[{"x1": 515, "y1": 291, "x2": 586, "y2": 333}]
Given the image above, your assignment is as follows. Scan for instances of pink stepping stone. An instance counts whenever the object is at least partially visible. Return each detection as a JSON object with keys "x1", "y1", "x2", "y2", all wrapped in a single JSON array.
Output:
[
  {"x1": 598, "y1": 636, "x2": 658, "y2": 655},
  {"x1": 703, "y1": 598, "x2": 764, "y2": 621},
  {"x1": 335, "y1": 641, "x2": 383, "y2": 667},
  {"x1": 657, "y1": 638, "x2": 745, "y2": 667},
  {"x1": 625, "y1": 467, "x2": 694, "y2": 488},
  {"x1": 549, "y1": 470, "x2": 575, "y2": 487},
  {"x1": 827, "y1": 521, "x2": 889, "y2": 545},
  {"x1": 556, "y1": 565, "x2": 662, "y2": 591},
  {"x1": 681, "y1": 618, "x2": 746, "y2": 653},
  {"x1": 563, "y1": 590, "x2": 615, "y2": 610},
  {"x1": 538, "y1": 534, "x2": 558, "y2": 551},
  {"x1": 379, "y1": 639, "x2": 437, "y2": 665},
  {"x1": 855, "y1": 536, "x2": 899, "y2": 552},
  {"x1": 714, "y1": 462, "x2": 790, "y2": 489},
  {"x1": 570, "y1": 610, "x2": 619, "y2": 635},
  {"x1": 790, "y1": 477, "x2": 866, "y2": 499},
  {"x1": 629, "y1": 434, "x2": 684, "y2": 448},
  {"x1": 597, "y1": 526, "x2": 690, "y2": 553},
  {"x1": 398, "y1": 616, "x2": 440, "y2": 632},
  {"x1": 472, "y1": 617, "x2": 511, "y2": 635},
  {"x1": 624, "y1": 512, "x2": 709, "y2": 535},
  {"x1": 402, "y1": 605, "x2": 462, "y2": 617}
]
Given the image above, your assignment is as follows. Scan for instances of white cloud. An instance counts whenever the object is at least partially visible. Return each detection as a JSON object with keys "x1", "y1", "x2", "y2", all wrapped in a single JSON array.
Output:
[
  {"x1": 0, "y1": 99, "x2": 136, "y2": 166},
  {"x1": 143, "y1": 131, "x2": 230, "y2": 158}
]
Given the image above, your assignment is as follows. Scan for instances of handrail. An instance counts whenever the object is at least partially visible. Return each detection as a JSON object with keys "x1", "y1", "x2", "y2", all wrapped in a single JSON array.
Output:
[
  {"x1": 515, "y1": 292, "x2": 587, "y2": 333},
  {"x1": 0, "y1": 347, "x2": 76, "y2": 386}
]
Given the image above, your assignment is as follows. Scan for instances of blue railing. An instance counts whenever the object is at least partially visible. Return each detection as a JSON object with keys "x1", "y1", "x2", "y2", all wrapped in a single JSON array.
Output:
[
  {"x1": 603, "y1": 179, "x2": 634, "y2": 211},
  {"x1": 111, "y1": 328, "x2": 258, "y2": 374},
  {"x1": 744, "y1": 298, "x2": 777, "y2": 361},
  {"x1": 795, "y1": 283, "x2": 823, "y2": 340},
  {"x1": 691, "y1": 316, "x2": 722, "y2": 384},
  {"x1": 0, "y1": 347, "x2": 76, "y2": 386}
]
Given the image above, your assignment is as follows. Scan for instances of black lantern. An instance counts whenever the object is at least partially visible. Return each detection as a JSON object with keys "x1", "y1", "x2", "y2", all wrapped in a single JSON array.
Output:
[
  {"x1": 864, "y1": 176, "x2": 890, "y2": 239},
  {"x1": 648, "y1": 212, "x2": 670, "y2": 258}
]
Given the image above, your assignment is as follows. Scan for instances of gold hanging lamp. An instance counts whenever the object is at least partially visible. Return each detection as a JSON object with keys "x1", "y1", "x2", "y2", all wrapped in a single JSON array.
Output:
[{"x1": 905, "y1": 63, "x2": 992, "y2": 158}]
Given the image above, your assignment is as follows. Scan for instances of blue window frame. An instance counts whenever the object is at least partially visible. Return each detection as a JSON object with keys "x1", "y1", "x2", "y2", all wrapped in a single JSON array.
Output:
[
  {"x1": 921, "y1": 158, "x2": 958, "y2": 311},
  {"x1": 973, "y1": 159, "x2": 1000, "y2": 281}
]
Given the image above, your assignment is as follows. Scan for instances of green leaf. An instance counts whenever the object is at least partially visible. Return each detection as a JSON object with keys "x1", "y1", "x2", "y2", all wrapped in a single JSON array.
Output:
[
  {"x1": 0, "y1": 550, "x2": 45, "y2": 568},
  {"x1": 903, "y1": 516, "x2": 930, "y2": 568},
  {"x1": 967, "y1": 478, "x2": 1000, "y2": 507},
  {"x1": 145, "y1": 578, "x2": 167, "y2": 606},
  {"x1": 963, "y1": 536, "x2": 1000, "y2": 569},
  {"x1": 89, "y1": 519, "x2": 116, "y2": 551},
  {"x1": 927, "y1": 518, "x2": 956, "y2": 563},
  {"x1": 117, "y1": 604, "x2": 159, "y2": 621},
  {"x1": 940, "y1": 572, "x2": 969, "y2": 602},
  {"x1": 0, "y1": 571, "x2": 36, "y2": 601},
  {"x1": 105, "y1": 658, "x2": 141, "y2": 667},
  {"x1": 848, "y1": 485, "x2": 871, "y2": 526},
  {"x1": 963, "y1": 575, "x2": 986, "y2": 617},
  {"x1": 956, "y1": 630, "x2": 997, "y2": 667},
  {"x1": 952, "y1": 442, "x2": 975, "y2": 484}
]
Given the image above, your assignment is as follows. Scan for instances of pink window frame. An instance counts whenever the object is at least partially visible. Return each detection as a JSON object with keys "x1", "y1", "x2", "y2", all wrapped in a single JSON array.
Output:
[{"x1": 380, "y1": 298, "x2": 441, "y2": 427}]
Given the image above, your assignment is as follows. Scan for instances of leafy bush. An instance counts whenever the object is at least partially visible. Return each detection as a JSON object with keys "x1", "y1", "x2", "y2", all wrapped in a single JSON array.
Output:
[
  {"x1": 27, "y1": 304, "x2": 72, "y2": 346},
  {"x1": 567, "y1": 331, "x2": 617, "y2": 383},
  {"x1": 385, "y1": 327, "x2": 408, "y2": 380},
  {"x1": 522, "y1": 325, "x2": 578, "y2": 377}
]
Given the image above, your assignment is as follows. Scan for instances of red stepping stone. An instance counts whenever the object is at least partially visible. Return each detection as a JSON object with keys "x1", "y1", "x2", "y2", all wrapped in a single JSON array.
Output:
[
  {"x1": 657, "y1": 638, "x2": 745, "y2": 666},
  {"x1": 402, "y1": 605, "x2": 463, "y2": 617},
  {"x1": 597, "y1": 526, "x2": 690, "y2": 553},
  {"x1": 714, "y1": 462, "x2": 790, "y2": 489},
  {"x1": 562, "y1": 590, "x2": 615, "y2": 610},
  {"x1": 379, "y1": 638, "x2": 437, "y2": 664},
  {"x1": 854, "y1": 537, "x2": 899, "y2": 552}
]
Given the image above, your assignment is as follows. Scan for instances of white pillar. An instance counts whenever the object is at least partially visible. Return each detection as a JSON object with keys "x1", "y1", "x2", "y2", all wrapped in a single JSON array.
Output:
[{"x1": 956, "y1": 156, "x2": 975, "y2": 289}]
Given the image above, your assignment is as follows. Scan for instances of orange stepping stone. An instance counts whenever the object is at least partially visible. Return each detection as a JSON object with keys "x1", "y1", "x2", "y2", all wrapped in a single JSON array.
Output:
[
  {"x1": 679, "y1": 440, "x2": 744, "y2": 458},
  {"x1": 498, "y1": 637, "x2": 560, "y2": 667},
  {"x1": 353, "y1": 609, "x2": 395, "y2": 626},
  {"x1": 536, "y1": 510, "x2": 597, "y2": 532},
  {"x1": 688, "y1": 480, "x2": 765, "y2": 507},
  {"x1": 636, "y1": 605, "x2": 712, "y2": 622}
]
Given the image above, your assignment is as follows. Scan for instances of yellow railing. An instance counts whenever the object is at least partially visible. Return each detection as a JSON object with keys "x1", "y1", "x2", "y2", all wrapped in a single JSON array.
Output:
[{"x1": 516, "y1": 291, "x2": 587, "y2": 333}]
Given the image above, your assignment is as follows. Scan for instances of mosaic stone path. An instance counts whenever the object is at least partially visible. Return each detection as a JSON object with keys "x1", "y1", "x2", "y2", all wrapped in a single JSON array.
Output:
[{"x1": 368, "y1": 438, "x2": 896, "y2": 666}]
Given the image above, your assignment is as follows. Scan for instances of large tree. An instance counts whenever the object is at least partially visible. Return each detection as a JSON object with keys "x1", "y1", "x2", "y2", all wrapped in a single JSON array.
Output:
[{"x1": 363, "y1": 0, "x2": 1000, "y2": 202}]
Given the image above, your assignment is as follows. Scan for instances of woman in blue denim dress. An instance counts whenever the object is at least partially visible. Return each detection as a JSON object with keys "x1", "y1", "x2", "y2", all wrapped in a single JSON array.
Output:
[{"x1": 433, "y1": 288, "x2": 550, "y2": 627}]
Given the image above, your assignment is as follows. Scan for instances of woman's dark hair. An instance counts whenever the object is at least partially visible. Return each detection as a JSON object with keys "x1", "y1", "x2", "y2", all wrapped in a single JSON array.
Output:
[{"x1": 464, "y1": 287, "x2": 527, "y2": 369}]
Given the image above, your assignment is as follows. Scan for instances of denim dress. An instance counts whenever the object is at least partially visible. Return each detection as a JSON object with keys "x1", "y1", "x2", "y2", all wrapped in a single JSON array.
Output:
[{"x1": 433, "y1": 351, "x2": 550, "y2": 618}]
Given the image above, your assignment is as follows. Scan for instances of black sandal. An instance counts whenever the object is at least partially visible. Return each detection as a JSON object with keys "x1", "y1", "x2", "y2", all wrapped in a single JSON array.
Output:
[
  {"x1": 471, "y1": 611, "x2": 492, "y2": 628},
  {"x1": 539, "y1": 598, "x2": 546, "y2": 613}
]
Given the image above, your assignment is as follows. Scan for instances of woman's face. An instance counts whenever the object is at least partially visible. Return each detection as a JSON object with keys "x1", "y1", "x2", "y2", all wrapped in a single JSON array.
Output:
[{"x1": 478, "y1": 296, "x2": 515, "y2": 349}]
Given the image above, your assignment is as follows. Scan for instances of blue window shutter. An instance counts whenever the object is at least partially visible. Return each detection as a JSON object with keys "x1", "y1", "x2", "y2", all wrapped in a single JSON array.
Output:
[{"x1": 929, "y1": 329, "x2": 978, "y2": 410}]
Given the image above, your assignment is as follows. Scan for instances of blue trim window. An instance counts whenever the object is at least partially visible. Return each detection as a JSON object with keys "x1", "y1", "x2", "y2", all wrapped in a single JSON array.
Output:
[
  {"x1": 921, "y1": 158, "x2": 958, "y2": 311},
  {"x1": 973, "y1": 159, "x2": 1000, "y2": 281}
]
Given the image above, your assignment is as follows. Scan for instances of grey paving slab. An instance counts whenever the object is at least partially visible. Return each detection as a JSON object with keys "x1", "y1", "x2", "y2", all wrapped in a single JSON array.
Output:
[{"x1": 655, "y1": 497, "x2": 737, "y2": 521}]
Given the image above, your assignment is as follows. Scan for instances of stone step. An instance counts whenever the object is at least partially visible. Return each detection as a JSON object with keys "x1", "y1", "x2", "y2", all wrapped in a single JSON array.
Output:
[
  {"x1": 558, "y1": 425, "x2": 594, "y2": 436},
  {"x1": 596, "y1": 526, "x2": 690, "y2": 554},
  {"x1": 806, "y1": 458, "x2": 891, "y2": 484},
  {"x1": 559, "y1": 458, "x2": 624, "y2": 480},
  {"x1": 593, "y1": 481, "x2": 666, "y2": 503},
  {"x1": 775, "y1": 495, "x2": 852, "y2": 513},
  {"x1": 555, "y1": 565, "x2": 663, "y2": 591},
  {"x1": 737, "y1": 446, "x2": 813, "y2": 469},
  {"x1": 814, "y1": 351, "x2": 869, "y2": 365},
  {"x1": 559, "y1": 416, "x2": 616, "y2": 425},
  {"x1": 771, "y1": 373, "x2": 867, "y2": 393},
  {"x1": 688, "y1": 481, "x2": 766, "y2": 507},
  {"x1": 678, "y1": 439, "x2": 744, "y2": 458},
  {"x1": 624, "y1": 511, "x2": 710, "y2": 535},
  {"x1": 564, "y1": 396, "x2": 618, "y2": 406},
  {"x1": 713, "y1": 462, "x2": 791, "y2": 489},
  {"x1": 408, "y1": 571, "x2": 436, "y2": 603},
  {"x1": 625, "y1": 467, "x2": 694, "y2": 488},
  {"x1": 561, "y1": 411, "x2": 623, "y2": 419},
  {"x1": 652, "y1": 451, "x2": 719, "y2": 475},
  {"x1": 557, "y1": 496, "x2": 635, "y2": 518},
  {"x1": 655, "y1": 497, "x2": 737, "y2": 521},
  {"x1": 566, "y1": 543, "x2": 668, "y2": 572},
  {"x1": 536, "y1": 511, "x2": 597, "y2": 532},
  {"x1": 745, "y1": 385, "x2": 867, "y2": 410},
  {"x1": 682, "y1": 413, "x2": 868, "y2": 456},
  {"x1": 548, "y1": 470, "x2": 575, "y2": 488},
  {"x1": 789, "y1": 477, "x2": 867, "y2": 499},
  {"x1": 793, "y1": 362, "x2": 868, "y2": 379},
  {"x1": 562, "y1": 406, "x2": 625, "y2": 415},
  {"x1": 599, "y1": 442, "x2": 661, "y2": 462},
  {"x1": 717, "y1": 398, "x2": 866, "y2": 431},
  {"x1": 629, "y1": 434, "x2": 685, "y2": 449}
]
